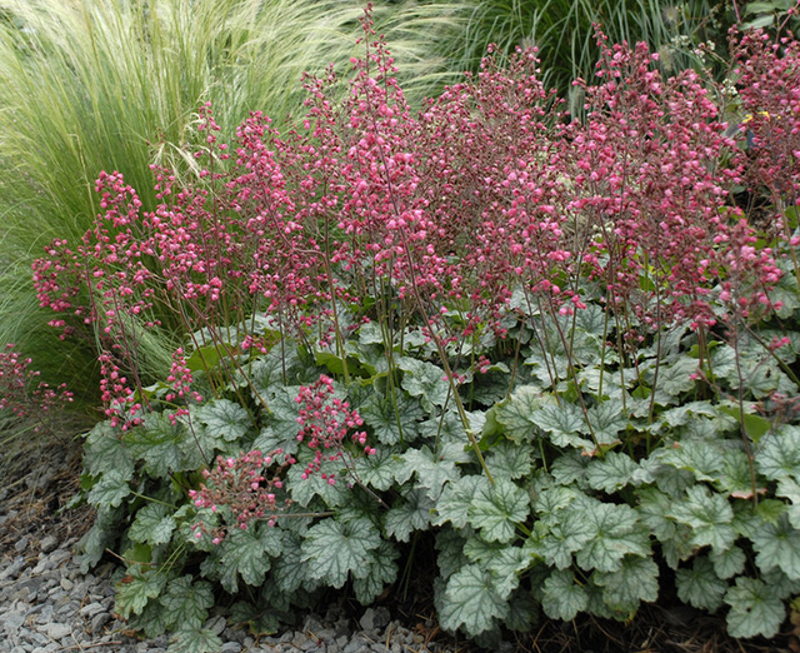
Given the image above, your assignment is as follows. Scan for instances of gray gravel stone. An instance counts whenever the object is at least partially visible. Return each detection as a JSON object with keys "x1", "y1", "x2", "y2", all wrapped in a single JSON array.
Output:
[
  {"x1": 220, "y1": 643, "x2": 243, "y2": 653},
  {"x1": 43, "y1": 622, "x2": 71, "y2": 641},
  {"x1": 39, "y1": 536, "x2": 59, "y2": 554},
  {"x1": 0, "y1": 537, "x2": 464, "y2": 653},
  {"x1": 89, "y1": 611, "x2": 111, "y2": 633}
]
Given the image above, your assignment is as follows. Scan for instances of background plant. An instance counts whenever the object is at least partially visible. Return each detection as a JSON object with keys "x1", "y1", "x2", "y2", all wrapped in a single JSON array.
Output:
[{"x1": 421, "y1": 0, "x2": 736, "y2": 114}]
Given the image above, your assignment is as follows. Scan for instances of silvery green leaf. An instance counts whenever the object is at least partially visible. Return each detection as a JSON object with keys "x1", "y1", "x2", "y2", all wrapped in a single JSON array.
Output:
[
  {"x1": 485, "y1": 440, "x2": 534, "y2": 480},
  {"x1": 124, "y1": 413, "x2": 184, "y2": 477},
  {"x1": 432, "y1": 475, "x2": 491, "y2": 528},
  {"x1": 550, "y1": 450, "x2": 590, "y2": 488},
  {"x1": 585, "y1": 400, "x2": 627, "y2": 446},
  {"x1": 541, "y1": 569, "x2": 588, "y2": 621},
  {"x1": 668, "y1": 485, "x2": 736, "y2": 552},
  {"x1": 777, "y1": 477, "x2": 800, "y2": 529},
  {"x1": 353, "y1": 541, "x2": 399, "y2": 604},
  {"x1": 659, "y1": 401, "x2": 718, "y2": 430},
  {"x1": 752, "y1": 513, "x2": 800, "y2": 579},
  {"x1": 398, "y1": 356, "x2": 451, "y2": 413},
  {"x1": 263, "y1": 386, "x2": 303, "y2": 442},
  {"x1": 463, "y1": 537, "x2": 506, "y2": 563},
  {"x1": 761, "y1": 566, "x2": 800, "y2": 599},
  {"x1": 161, "y1": 576, "x2": 214, "y2": 630},
  {"x1": 167, "y1": 625, "x2": 222, "y2": 653},
  {"x1": 435, "y1": 528, "x2": 469, "y2": 579},
  {"x1": 128, "y1": 504, "x2": 176, "y2": 546},
  {"x1": 87, "y1": 468, "x2": 131, "y2": 513},
  {"x1": 395, "y1": 446, "x2": 461, "y2": 501},
  {"x1": 195, "y1": 398, "x2": 251, "y2": 442},
  {"x1": 115, "y1": 569, "x2": 168, "y2": 619},
  {"x1": 248, "y1": 348, "x2": 307, "y2": 398},
  {"x1": 710, "y1": 545, "x2": 746, "y2": 580},
  {"x1": 486, "y1": 546, "x2": 528, "y2": 599},
  {"x1": 78, "y1": 508, "x2": 123, "y2": 573},
  {"x1": 469, "y1": 365, "x2": 512, "y2": 407},
  {"x1": 301, "y1": 517, "x2": 381, "y2": 589},
  {"x1": 438, "y1": 564, "x2": 508, "y2": 637},
  {"x1": 360, "y1": 388, "x2": 423, "y2": 445},
  {"x1": 652, "y1": 464, "x2": 696, "y2": 497},
  {"x1": 217, "y1": 525, "x2": 276, "y2": 592},
  {"x1": 661, "y1": 439, "x2": 725, "y2": 483},
  {"x1": 675, "y1": 557, "x2": 726, "y2": 611},
  {"x1": 251, "y1": 425, "x2": 298, "y2": 456},
  {"x1": 574, "y1": 502, "x2": 650, "y2": 573},
  {"x1": 724, "y1": 577, "x2": 785, "y2": 639},
  {"x1": 757, "y1": 425, "x2": 800, "y2": 481},
  {"x1": 84, "y1": 421, "x2": 134, "y2": 479},
  {"x1": 586, "y1": 451, "x2": 638, "y2": 493},
  {"x1": 594, "y1": 555, "x2": 659, "y2": 613},
  {"x1": 272, "y1": 532, "x2": 306, "y2": 593},
  {"x1": 526, "y1": 509, "x2": 594, "y2": 570},
  {"x1": 353, "y1": 447, "x2": 402, "y2": 492},
  {"x1": 532, "y1": 484, "x2": 582, "y2": 527},
  {"x1": 530, "y1": 400, "x2": 592, "y2": 450},
  {"x1": 583, "y1": 577, "x2": 615, "y2": 620},
  {"x1": 720, "y1": 447, "x2": 759, "y2": 498},
  {"x1": 418, "y1": 409, "x2": 464, "y2": 442},
  {"x1": 286, "y1": 456, "x2": 349, "y2": 508},
  {"x1": 494, "y1": 385, "x2": 548, "y2": 442},
  {"x1": 385, "y1": 488, "x2": 434, "y2": 542},
  {"x1": 467, "y1": 477, "x2": 530, "y2": 543},
  {"x1": 651, "y1": 356, "x2": 698, "y2": 401}
]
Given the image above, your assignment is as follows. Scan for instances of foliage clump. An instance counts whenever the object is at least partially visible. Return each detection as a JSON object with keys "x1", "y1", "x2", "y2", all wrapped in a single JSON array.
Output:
[{"x1": 22, "y1": 7, "x2": 800, "y2": 649}]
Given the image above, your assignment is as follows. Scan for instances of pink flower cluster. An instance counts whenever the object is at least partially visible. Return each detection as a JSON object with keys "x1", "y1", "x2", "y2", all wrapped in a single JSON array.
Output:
[
  {"x1": 27, "y1": 8, "x2": 799, "y2": 425},
  {"x1": 295, "y1": 374, "x2": 375, "y2": 483},
  {"x1": 733, "y1": 29, "x2": 800, "y2": 217},
  {"x1": 189, "y1": 448, "x2": 294, "y2": 543},
  {"x1": 0, "y1": 344, "x2": 73, "y2": 433}
]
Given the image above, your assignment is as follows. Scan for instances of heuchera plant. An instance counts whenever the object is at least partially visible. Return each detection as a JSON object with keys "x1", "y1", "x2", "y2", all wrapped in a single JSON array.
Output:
[{"x1": 26, "y1": 6, "x2": 800, "y2": 650}]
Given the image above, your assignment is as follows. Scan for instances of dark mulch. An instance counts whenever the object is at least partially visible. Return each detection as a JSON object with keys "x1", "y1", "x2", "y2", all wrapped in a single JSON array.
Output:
[
  {"x1": 0, "y1": 428, "x2": 94, "y2": 560},
  {"x1": 0, "y1": 427, "x2": 794, "y2": 653}
]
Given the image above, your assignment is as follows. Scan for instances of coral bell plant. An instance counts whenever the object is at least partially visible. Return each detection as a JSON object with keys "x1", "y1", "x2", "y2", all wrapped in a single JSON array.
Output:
[{"x1": 32, "y1": 7, "x2": 800, "y2": 649}]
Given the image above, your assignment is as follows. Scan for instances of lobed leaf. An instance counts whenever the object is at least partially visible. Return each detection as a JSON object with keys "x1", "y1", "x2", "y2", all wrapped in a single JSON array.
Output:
[
  {"x1": 161, "y1": 576, "x2": 214, "y2": 631},
  {"x1": 541, "y1": 569, "x2": 588, "y2": 621},
  {"x1": 675, "y1": 557, "x2": 727, "y2": 611},
  {"x1": 438, "y1": 564, "x2": 508, "y2": 637},
  {"x1": 752, "y1": 513, "x2": 800, "y2": 579},
  {"x1": 167, "y1": 625, "x2": 223, "y2": 653},
  {"x1": 301, "y1": 517, "x2": 381, "y2": 589},
  {"x1": 586, "y1": 451, "x2": 638, "y2": 493},
  {"x1": 668, "y1": 485, "x2": 736, "y2": 552},
  {"x1": 494, "y1": 385, "x2": 547, "y2": 443},
  {"x1": 724, "y1": 577, "x2": 785, "y2": 639},
  {"x1": 352, "y1": 541, "x2": 399, "y2": 604},
  {"x1": 574, "y1": 501, "x2": 650, "y2": 573},
  {"x1": 594, "y1": 555, "x2": 659, "y2": 613},
  {"x1": 116, "y1": 569, "x2": 168, "y2": 619},
  {"x1": 757, "y1": 425, "x2": 800, "y2": 481},
  {"x1": 467, "y1": 477, "x2": 530, "y2": 543},
  {"x1": 87, "y1": 468, "x2": 131, "y2": 513},
  {"x1": 530, "y1": 400, "x2": 592, "y2": 450},
  {"x1": 195, "y1": 398, "x2": 251, "y2": 442},
  {"x1": 128, "y1": 503, "x2": 177, "y2": 547},
  {"x1": 385, "y1": 487, "x2": 434, "y2": 542}
]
